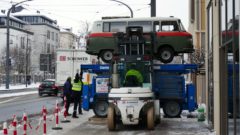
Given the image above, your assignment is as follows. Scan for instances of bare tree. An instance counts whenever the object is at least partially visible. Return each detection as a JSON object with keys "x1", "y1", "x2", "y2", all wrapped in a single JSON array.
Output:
[
  {"x1": 189, "y1": 47, "x2": 205, "y2": 67},
  {"x1": 0, "y1": 46, "x2": 26, "y2": 74},
  {"x1": 79, "y1": 20, "x2": 90, "y2": 34},
  {"x1": 77, "y1": 20, "x2": 91, "y2": 48}
]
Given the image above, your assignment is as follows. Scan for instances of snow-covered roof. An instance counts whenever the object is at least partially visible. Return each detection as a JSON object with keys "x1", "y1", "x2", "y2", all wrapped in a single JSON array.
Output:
[
  {"x1": 12, "y1": 9, "x2": 57, "y2": 24},
  {"x1": 60, "y1": 27, "x2": 77, "y2": 36},
  {"x1": 0, "y1": 12, "x2": 28, "y2": 24},
  {"x1": 60, "y1": 28, "x2": 71, "y2": 32}
]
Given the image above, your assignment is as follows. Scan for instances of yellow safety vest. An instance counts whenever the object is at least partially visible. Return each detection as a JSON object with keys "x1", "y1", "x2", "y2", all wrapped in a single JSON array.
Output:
[
  {"x1": 125, "y1": 69, "x2": 143, "y2": 83},
  {"x1": 72, "y1": 81, "x2": 82, "y2": 91}
]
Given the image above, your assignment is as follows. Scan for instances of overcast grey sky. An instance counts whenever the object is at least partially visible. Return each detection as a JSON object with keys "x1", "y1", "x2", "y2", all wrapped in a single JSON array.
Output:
[{"x1": 0, "y1": 0, "x2": 189, "y2": 33}]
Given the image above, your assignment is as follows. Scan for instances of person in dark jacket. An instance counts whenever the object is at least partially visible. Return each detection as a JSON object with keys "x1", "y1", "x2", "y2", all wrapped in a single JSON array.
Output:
[
  {"x1": 78, "y1": 72, "x2": 83, "y2": 115},
  {"x1": 63, "y1": 77, "x2": 72, "y2": 116},
  {"x1": 72, "y1": 73, "x2": 83, "y2": 118}
]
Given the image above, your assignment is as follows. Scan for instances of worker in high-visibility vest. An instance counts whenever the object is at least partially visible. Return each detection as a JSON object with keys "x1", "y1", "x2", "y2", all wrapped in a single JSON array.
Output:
[
  {"x1": 125, "y1": 64, "x2": 143, "y2": 87},
  {"x1": 72, "y1": 73, "x2": 83, "y2": 118}
]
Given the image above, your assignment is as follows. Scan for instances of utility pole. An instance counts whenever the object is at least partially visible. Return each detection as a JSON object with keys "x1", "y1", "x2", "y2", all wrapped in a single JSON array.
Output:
[
  {"x1": 150, "y1": 0, "x2": 156, "y2": 17},
  {"x1": 25, "y1": 35, "x2": 29, "y2": 87}
]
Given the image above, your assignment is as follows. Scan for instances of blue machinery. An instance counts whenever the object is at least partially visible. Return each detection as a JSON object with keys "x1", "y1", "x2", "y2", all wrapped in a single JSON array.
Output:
[
  {"x1": 81, "y1": 64, "x2": 110, "y2": 117},
  {"x1": 81, "y1": 64, "x2": 198, "y2": 117}
]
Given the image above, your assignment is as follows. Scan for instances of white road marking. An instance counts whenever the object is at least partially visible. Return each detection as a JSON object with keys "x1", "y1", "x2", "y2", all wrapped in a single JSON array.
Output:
[
  {"x1": 0, "y1": 97, "x2": 20, "y2": 104},
  {"x1": 0, "y1": 91, "x2": 38, "y2": 98}
]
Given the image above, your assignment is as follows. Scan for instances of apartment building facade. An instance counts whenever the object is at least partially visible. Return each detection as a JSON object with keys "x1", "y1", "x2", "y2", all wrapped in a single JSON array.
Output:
[
  {"x1": 13, "y1": 11, "x2": 60, "y2": 76},
  {"x1": 60, "y1": 28, "x2": 78, "y2": 49},
  {"x1": 0, "y1": 13, "x2": 34, "y2": 78}
]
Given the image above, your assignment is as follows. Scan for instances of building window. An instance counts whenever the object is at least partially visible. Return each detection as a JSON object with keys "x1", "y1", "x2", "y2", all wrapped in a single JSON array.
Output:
[
  {"x1": 47, "y1": 43, "x2": 50, "y2": 53},
  {"x1": 234, "y1": 0, "x2": 240, "y2": 133},
  {"x1": 190, "y1": 0, "x2": 195, "y2": 23},
  {"x1": 0, "y1": 17, "x2": 5, "y2": 25},
  {"x1": 56, "y1": 33, "x2": 58, "y2": 42},
  {"x1": 196, "y1": 0, "x2": 200, "y2": 30},
  {"x1": 51, "y1": 32, "x2": 54, "y2": 41},
  {"x1": 47, "y1": 30, "x2": 50, "y2": 39},
  {"x1": 20, "y1": 37, "x2": 25, "y2": 49},
  {"x1": 220, "y1": 0, "x2": 240, "y2": 134}
]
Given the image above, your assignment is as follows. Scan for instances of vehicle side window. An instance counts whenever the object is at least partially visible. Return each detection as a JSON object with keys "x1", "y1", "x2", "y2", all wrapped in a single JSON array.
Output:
[
  {"x1": 110, "y1": 22, "x2": 127, "y2": 32},
  {"x1": 153, "y1": 21, "x2": 160, "y2": 32},
  {"x1": 128, "y1": 21, "x2": 152, "y2": 32},
  {"x1": 161, "y1": 21, "x2": 179, "y2": 31},
  {"x1": 103, "y1": 22, "x2": 110, "y2": 32},
  {"x1": 103, "y1": 22, "x2": 126, "y2": 32}
]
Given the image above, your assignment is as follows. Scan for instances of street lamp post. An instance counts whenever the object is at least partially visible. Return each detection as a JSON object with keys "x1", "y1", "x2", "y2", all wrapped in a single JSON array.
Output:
[
  {"x1": 110, "y1": 0, "x2": 133, "y2": 18},
  {"x1": 6, "y1": 0, "x2": 32, "y2": 89}
]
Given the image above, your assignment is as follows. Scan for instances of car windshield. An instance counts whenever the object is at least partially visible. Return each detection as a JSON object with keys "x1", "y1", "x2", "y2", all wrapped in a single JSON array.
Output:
[
  {"x1": 178, "y1": 20, "x2": 186, "y2": 31},
  {"x1": 118, "y1": 61, "x2": 151, "y2": 88}
]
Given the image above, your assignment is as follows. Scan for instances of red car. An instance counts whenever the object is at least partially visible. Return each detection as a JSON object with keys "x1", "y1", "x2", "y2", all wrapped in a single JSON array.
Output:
[{"x1": 38, "y1": 79, "x2": 59, "y2": 96}]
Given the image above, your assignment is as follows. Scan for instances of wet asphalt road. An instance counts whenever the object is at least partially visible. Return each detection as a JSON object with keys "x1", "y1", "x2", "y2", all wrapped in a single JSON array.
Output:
[{"x1": 0, "y1": 88, "x2": 63, "y2": 123}]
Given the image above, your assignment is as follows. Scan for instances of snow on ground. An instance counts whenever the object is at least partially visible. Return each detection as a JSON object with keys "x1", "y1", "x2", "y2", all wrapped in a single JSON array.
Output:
[
  {"x1": 0, "y1": 83, "x2": 40, "y2": 91},
  {"x1": 0, "y1": 91, "x2": 38, "y2": 98},
  {"x1": 0, "y1": 83, "x2": 40, "y2": 98}
]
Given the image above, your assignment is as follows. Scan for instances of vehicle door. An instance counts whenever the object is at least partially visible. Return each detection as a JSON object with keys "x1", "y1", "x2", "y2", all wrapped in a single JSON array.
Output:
[{"x1": 155, "y1": 20, "x2": 180, "y2": 50}]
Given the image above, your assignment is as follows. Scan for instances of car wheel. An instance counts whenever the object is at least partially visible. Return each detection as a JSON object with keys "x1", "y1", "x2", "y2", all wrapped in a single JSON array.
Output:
[
  {"x1": 147, "y1": 106, "x2": 155, "y2": 130},
  {"x1": 54, "y1": 90, "x2": 58, "y2": 96},
  {"x1": 107, "y1": 104, "x2": 116, "y2": 131},
  {"x1": 38, "y1": 92, "x2": 42, "y2": 97},
  {"x1": 163, "y1": 101, "x2": 182, "y2": 118},
  {"x1": 93, "y1": 100, "x2": 108, "y2": 117},
  {"x1": 158, "y1": 47, "x2": 174, "y2": 63},
  {"x1": 100, "y1": 50, "x2": 113, "y2": 63}
]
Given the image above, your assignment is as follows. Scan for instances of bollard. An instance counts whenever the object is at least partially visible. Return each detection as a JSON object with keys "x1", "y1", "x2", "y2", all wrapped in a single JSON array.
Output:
[
  {"x1": 42, "y1": 106, "x2": 47, "y2": 135},
  {"x1": 3, "y1": 122, "x2": 8, "y2": 135},
  {"x1": 61, "y1": 96, "x2": 71, "y2": 123},
  {"x1": 52, "y1": 100, "x2": 63, "y2": 130},
  {"x1": 12, "y1": 115, "x2": 17, "y2": 135},
  {"x1": 22, "y1": 113, "x2": 27, "y2": 135}
]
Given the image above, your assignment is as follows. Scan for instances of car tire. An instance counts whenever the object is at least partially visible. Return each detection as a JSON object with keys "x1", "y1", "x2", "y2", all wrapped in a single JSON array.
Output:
[
  {"x1": 158, "y1": 47, "x2": 174, "y2": 63},
  {"x1": 54, "y1": 90, "x2": 58, "y2": 96},
  {"x1": 93, "y1": 100, "x2": 108, "y2": 117},
  {"x1": 38, "y1": 92, "x2": 42, "y2": 97},
  {"x1": 163, "y1": 101, "x2": 182, "y2": 118},
  {"x1": 147, "y1": 106, "x2": 155, "y2": 130},
  {"x1": 100, "y1": 50, "x2": 113, "y2": 63},
  {"x1": 107, "y1": 104, "x2": 116, "y2": 131}
]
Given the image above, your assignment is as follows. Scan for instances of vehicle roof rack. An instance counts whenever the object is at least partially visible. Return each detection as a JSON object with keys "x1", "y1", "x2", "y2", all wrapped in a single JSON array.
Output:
[{"x1": 101, "y1": 16, "x2": 130, "y2": 20}]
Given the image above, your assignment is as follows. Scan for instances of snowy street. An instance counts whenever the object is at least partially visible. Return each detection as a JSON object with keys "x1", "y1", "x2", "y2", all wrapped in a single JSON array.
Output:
[
  {"x1": 0, "y1": 84, "x2": 214, "y2": 135},
  {"x1": 0, "y1": 84, "x2": 63, "y2": 127}
]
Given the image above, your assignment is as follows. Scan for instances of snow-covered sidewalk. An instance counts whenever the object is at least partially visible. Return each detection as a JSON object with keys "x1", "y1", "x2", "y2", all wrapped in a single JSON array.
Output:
[
  {"x1": 0, "y1": 83, "x2": 40, "y2": 98},
  {"x1": 0, "y1": 83, "x2": 40, "y2": 91}
]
